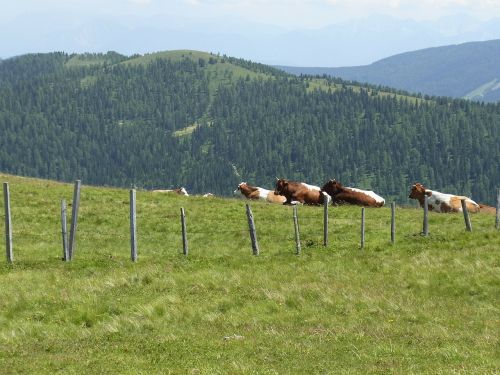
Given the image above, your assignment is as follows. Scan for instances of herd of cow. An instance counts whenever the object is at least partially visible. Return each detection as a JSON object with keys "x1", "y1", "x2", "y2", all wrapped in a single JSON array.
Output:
[{"x1": 153, "y1": 179, "x2": 496, "y2": 214}]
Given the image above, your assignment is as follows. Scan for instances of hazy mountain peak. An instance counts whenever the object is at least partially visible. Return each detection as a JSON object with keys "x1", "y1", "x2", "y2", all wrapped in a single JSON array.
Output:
[
  {"x1": 2, "y1": 12, "x2": 500, "y2": 66},
  {"x1": 278, "y1": 39, "x2": 500, "y2": 102}
]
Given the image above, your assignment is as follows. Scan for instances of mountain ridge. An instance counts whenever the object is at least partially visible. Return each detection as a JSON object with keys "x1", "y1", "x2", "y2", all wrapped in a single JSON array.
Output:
[{"x1": 277, "y1": 39, "x2": 500, "y2": 102}]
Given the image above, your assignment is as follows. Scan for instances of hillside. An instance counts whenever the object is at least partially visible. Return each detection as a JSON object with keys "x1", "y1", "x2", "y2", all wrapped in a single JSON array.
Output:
[
  {"x1": 278, "y1": 39, "x2": 500, "y2": 102},
  {"x1": 0, "y1": 173, "x2": 499, "y2": 373},
  {"x1": 0, "y1": 50, "x2": 499, "y2": 204}
]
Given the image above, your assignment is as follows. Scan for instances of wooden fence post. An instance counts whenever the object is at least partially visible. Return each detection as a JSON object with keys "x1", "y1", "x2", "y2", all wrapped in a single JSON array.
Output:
[
  {"x1": 68, "y1": 180, "x2": 81, "y2": 260},
  {"x1": 461, "y1": 199, "x2": 472, "y2": 232},
  {"x1": 360, "y1": 207, "x2": 365, "y2": 249},
  {"x1": 61, "y1": 199, "x2": 69, "y2": 261},
  {"x1": 245, "y1": 204, "x2": 259, "y2": 256},
  {"x1": 391, "y1": 202, "x2": 396, "y2": 244},
  {"x1": 3, "y1": 182, "x2": 13, "y2": 263},
  {"x1": 293, "y1": 205, "x2": 301, "y2": 255},
  {"x1": 130, "y1": 189, "x2": 137, "y2": 262},
  {"x1": 323, "y1": 196, "x2": 329, "y2": 247},
  {"x1": 496, "y1": 188, "x2": 499, "y2": 230},
  {"x1": 422, "y1": 195, "x2": 429, "y2": 236},
  {"x1": 180, "y1": 207, "x2": 188, "y2": 256}
]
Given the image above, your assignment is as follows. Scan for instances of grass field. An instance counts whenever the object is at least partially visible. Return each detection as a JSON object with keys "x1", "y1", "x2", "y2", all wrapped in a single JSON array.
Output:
[{"x1": 0, "y1": 174, "x2": 499, "y2": 374}]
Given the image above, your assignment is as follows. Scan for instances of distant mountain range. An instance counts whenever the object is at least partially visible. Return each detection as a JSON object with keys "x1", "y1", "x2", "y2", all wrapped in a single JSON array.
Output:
[
  {"x1": 2, "y1": 11, "x2": 500, "y2": 67},
  {"x1": 278, "y1": 39, "x2": 500, "y2": 102}
]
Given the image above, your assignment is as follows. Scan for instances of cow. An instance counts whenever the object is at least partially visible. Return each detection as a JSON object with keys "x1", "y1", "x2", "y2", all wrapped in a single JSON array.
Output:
[
  {"x1": 408, "y1": 183, "x2": 480, "y2": 213},
  {"x1": 321, "y1": 179, "x2": 385, "y2": 207},
  {"x1": 202, "y1": 193, "x2": 215, "y2": 198},
  {"x1": 274, "y1": 178, "x2": 331, "y2": 205},
  {"x1": 234, "y1": 182, "x2": 286, "y2": 204},
  {"x1": 152, "y1": 187, "x2": 189, "y2": 196}
]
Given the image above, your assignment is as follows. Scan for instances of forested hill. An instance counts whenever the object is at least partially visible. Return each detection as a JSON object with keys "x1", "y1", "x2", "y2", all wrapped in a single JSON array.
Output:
[
  {"x1": 279, "y1": 39, "x2": 500, "y2": 103},
  {"x1": 0, "y1": 51, "x2": 499, "y2": 204}
]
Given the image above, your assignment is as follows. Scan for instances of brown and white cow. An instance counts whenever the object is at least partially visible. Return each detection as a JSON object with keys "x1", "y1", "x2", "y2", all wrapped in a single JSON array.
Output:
[
  {"x1": 274, "y1": 178, "x2": 331, "y2": 205},
  {"x1": 408, "y1": 183, "x2": 479, "y2": 213},
  {"x1": 234, "y1": 182, "x2": 286, "y2": 204},
  {"x1": 152, "y1": 187, "x2": 189, "y2": 196},
  {"x1": 321, "y1": 179, "x2": 385, "y2": 207}
]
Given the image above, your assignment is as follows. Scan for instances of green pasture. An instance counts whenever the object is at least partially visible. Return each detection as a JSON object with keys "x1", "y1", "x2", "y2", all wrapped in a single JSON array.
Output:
[{"x1": 0, "y1": 174, "x2": 499, "y2": 374}]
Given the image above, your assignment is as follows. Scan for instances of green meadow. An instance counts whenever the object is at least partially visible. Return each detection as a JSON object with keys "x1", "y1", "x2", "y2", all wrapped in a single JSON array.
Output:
[{"x1": 0, "y1": 174, "x2": 499, "y2": 374}]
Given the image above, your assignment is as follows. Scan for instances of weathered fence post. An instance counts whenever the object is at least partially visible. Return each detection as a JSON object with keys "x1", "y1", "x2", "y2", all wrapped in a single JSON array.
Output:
[
  {"x1": 3, "y1": 182, "x2": 13, "y2": 263},
  {"x1": 391, "y1": 202, "x2": 396, "y2": 244},
  {"x1": 245, "y1": 204, "x2": 259, "y2": 256},
  {"x1": 422, "y1": 195, "x2": 429, "y2": 236},
  {"x1": 496, "y1": 188, "x2": 500, "y2": 230},
  {"x1": 293, "y1": 205, "x2": 301, "y2": 255},
  {"x1": 130, "y1": 189, "x2": 137, "y2": 262},
  {"x1": 61, "y1": 199, "x2": 69, "y2": 261},
  {"x1": 68, "y1": 180, "x2": 81, "y2": 260},
  {"x1": 180, "y1": 207, "x2": 188, "y2": 256},
  {"x1": 323, "y1": 196, "x2": 329, "y2": 247},
  {"x1": 461, "y1": 199, "x2": 472, "y2": 232},
  {"x1": 360, "y1": 207, "x2": 365, "y2": 249}
]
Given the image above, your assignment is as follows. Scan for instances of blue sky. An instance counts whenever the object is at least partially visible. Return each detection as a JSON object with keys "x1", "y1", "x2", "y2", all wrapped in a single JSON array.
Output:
[{"x1": 2, "y1": 0, "x2": 500, "y2": 65}]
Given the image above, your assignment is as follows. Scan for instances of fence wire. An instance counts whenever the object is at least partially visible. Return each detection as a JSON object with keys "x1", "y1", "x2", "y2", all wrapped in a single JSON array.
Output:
[{"x1": 1, "y1": 188, "x2": 499, "y2": 263}]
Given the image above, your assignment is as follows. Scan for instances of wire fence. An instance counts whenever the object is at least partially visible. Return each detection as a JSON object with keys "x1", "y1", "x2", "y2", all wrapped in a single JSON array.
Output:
[{"x1": 1, "y1": 181, "x2": 500, "y2": 264}]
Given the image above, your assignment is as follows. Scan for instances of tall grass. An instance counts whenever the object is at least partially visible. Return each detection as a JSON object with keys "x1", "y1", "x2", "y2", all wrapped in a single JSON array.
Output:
[{"x1": 0, "y1": 174, "x2": 499, "y2": 374}]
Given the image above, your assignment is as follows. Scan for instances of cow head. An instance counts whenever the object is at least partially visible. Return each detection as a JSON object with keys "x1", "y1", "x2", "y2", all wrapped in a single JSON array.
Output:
[
  {"x1": 321, "y1": 179, "x2": 342, "y2": 196},
  {"x1": 178, "y1": 187, "x2": 189, "y2": 196},
  {"x1": 234, "y1": 182, "x2": 246, "y2": 195},
  {"x1": 274, "y1": 178, "x2": 288, "y2": 196},
  {"x1": 408, "y1": 183, "x2": 429, "y2": 200}
]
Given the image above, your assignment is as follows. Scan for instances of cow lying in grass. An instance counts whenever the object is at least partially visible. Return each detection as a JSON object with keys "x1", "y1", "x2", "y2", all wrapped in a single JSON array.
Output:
[
  {"x1": 274, "y1": 178, "x2": 331, "y2": 205},
  {"x1": 234, "y1": 182, "x2": 286, "y2": 204},
  {"x1": 408, "y1": 183, "x2": 482, "y2": 213},
  {"x1": 152, "y1": 187, "x2": 189, "y2": 196},
  {"x1": 321, "y1": 179, "x2": 385, "y2": 207}
]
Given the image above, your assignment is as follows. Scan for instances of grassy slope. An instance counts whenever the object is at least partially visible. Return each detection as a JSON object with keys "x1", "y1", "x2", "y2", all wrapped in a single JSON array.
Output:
[
  {"x1": 0, "y1": 173, "x2": 499, "y2": 374},
  {"x1": 306, "y1": 78, "x2": 425, "y2": 106},
  {"x1": 463, "y1": 78, "x2": 500, "y2": 101},
  {"x1": 124, "y1": 50, "x2": 269, "y2": 94}
]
